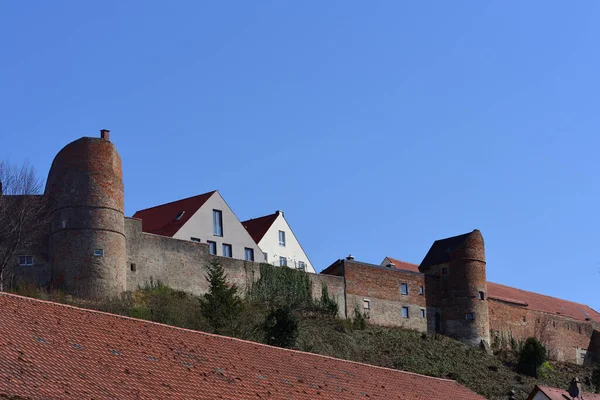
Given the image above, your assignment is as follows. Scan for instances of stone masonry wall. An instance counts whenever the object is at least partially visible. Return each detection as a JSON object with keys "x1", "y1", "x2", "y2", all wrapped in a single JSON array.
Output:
[
  {"x1": 489, "y1": 299, "x2": 599, "y2": 365},
  {"x1": 342, "y1": 260, "x2": 439, "y2": 332},
  {"x1": 125, "y1": 217, "x2": 345, "y2": 317}
]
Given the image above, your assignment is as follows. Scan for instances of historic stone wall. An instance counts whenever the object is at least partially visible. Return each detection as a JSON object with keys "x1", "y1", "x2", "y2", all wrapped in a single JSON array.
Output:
[
  {"x1": 124, "y1": 217, "x2": 346, "y2": 317},
  {"x1": 489, "y1": 299, "x2": 599, "y2": 365},
  {"x1": 340, "y1": 260, "x2": 439, "y2": 331}
]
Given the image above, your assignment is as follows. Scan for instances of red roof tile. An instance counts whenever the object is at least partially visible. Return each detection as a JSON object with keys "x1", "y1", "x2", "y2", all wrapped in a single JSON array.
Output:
[
  {"x1": 132, "y1": 191, "x2": 216, "y2": 237},
  {"x1": 528, "y1": 385, "x2": 600, "y2": 400},
  {"x1": 242, "y1": 212, "x2": 279, "y2": 244},
  {"x1": 488, "y1": 282, "x2": 600, "y2": 323},
  {"x1": 384, "y1": 257, "x2": 421, "y2": 273},
  {"x1": 0, "y1": 293, "x2": 485, "y2": 400}
]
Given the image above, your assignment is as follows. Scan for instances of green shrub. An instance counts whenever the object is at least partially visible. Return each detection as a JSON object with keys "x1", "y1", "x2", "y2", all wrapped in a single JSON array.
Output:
[
  {"x1": 250, "y1": 263, "x2": 312, "y2": 309},
  {"x1": 316, "y1": 283, "x2": 338, "y2": 316},
  {"x1": 517, "y1": 337, "x2": 547, "y2": 377},
  {"x1": 352, "y1": 306, "x2": 368, "y2": 330},
  {"x1": 592, "y1": 363, "x2": 600, "y2": 393},
  {"x1": 200, "y1": 259, "x2": 243, "y2": 335},
  {"x1": 262, "y1": 307, "x2": 299, "y2": 348},
  {"x1": 536, "y1": 360, "x2": 553, "y2": 379}
]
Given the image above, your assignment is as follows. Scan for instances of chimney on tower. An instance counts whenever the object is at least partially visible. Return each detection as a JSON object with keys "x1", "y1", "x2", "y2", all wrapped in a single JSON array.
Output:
[{"x1": 100, "y1": 129, "x2": 110, "y2": 141}]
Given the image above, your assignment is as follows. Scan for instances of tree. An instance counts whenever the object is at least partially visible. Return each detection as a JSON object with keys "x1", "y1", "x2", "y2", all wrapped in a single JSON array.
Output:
[
  {"x1": 517, "y1": 337, "x2": 547, "y2": 377},
  {"x1": 0, "y1": 161, "x2": 47, "y2": 291},
  {"x1": 262, "y1": 307, "x2": 298, "y2": 348},
  {"x1": 200, "y1": 258, "x2": 242, "y2": 335}
]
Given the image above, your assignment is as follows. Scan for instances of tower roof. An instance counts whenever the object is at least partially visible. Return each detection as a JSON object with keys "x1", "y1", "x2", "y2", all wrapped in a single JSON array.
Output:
[{"x1": 419, "y1": 230, "x2": 483, "y2": 269}]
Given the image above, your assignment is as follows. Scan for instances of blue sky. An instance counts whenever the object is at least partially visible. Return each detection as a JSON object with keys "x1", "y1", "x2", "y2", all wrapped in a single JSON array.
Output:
[{"x1": 1, "y1": 2, "x2": 599, "y2": 310}]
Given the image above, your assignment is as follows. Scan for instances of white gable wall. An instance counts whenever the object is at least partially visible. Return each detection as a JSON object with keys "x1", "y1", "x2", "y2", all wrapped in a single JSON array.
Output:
[
  {"x1": 258, "y1": 212, "x2": 315, "y2": 273},
  {"x1": 173, "y1": 192, "x2": 264, "y2": 262}
]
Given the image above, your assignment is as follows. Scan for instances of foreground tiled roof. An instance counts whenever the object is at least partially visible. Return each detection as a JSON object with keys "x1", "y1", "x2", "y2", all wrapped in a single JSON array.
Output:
[
  {"x1": 0, "y1": 293, "x2": 485, "y2": 400},
  {"x1": 132, "y1": 190, "x2": 216, "y2": 237},
  {"x1": 528, "y1": 385, "x2": 600, "y2": 400},
  {"x1": 487, "y1": 282, "x2": 600, "y2": 323},
  {"x1": 383, "y1": 257, "x2": 421, "y2": 273},
  {"x1": 242, "y1": 212, "x2": 279, "y2": 244}
]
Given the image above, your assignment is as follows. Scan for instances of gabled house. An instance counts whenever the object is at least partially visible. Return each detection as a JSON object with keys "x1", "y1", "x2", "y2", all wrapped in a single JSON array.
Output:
[
  {"x1": 133, "y1": 190, "x2": 264, "y2": 262},
  {"x1": 526, "y1": 379, "x2": 600, "y2": 400},
  {"x1": 380, "y1": 256, "x2": 420, "y2": 273},
  {"x1": 242, "y1": 210, "x2": 316, "y2": 273}
]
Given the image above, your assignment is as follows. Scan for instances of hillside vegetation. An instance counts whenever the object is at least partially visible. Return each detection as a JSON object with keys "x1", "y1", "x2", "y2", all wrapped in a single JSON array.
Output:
[{"x1": 11, "y1": 261, "x2": 598, "y2": 400}]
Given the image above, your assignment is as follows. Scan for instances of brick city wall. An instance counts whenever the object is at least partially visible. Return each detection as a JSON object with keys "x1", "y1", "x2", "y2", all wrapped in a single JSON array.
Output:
[
  {"x1": 124, "y1": 217, "x2": 346, "y2": 317},
  {"x1": 342, "y1": 260, "x2": 440, "y2": 332},
  {"x1": 488, "y1": 299, "x2": 599, "y2": 365}
]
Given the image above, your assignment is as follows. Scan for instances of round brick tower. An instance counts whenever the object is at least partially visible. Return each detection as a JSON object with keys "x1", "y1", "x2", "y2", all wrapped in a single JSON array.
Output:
[
  {"x1": 45, "y1": 130, "x2": 126, "y2": 298},
  {"x1": 439, "y1": 229, "x2": 490, "y2": 347}
]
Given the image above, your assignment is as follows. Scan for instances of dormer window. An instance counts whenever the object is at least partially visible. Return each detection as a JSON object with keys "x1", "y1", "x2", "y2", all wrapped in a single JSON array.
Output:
[{"x1": 174, "y1": 211, "x2": 185, "y2": 221}]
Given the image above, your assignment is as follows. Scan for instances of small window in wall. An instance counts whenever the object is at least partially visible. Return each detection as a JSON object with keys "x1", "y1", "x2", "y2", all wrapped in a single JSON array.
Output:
[
  {"x1": 18, "y1": 256, "x2": 34, "y2": 266},
  {"x1": 400, "y1": 283, "x2": 408, "y2": 295},
  {"x1": 208, "y1": 241, "x2": 217, "y2": 255},
  {"x1": 420, "y1": 309, "x2": 426, "y2": 318},
  {"x1": 213, "y1": 210, "x2": 223, "y2": 236},
  {"x1": 130, "y1": 263, "x2": 136, "y2": 272},
  {"x1": 297, "y1": 261, "x2": 306, "y2": 271},
  {"x1": 190, "y1": 237, "x2": 201, "y2": 243},
  {"x1": 578, "y1": 326, "x2": 582, "y2": 334},
  {"x1": 278, "y1": 230, "x2": 286, "y2": 246},
  {"x1": 479, "y1": 291, "x2": 485, "y2": 300},
  {"x1": 222, "y1": 244, "x2": 232, "y2": 258},
  {"x1": 279, "y1": 256, "x2": 287, "y2": 267},
  {"x1": 566, "y1": 324, "x2": 570, "y2": 330},
  {"x1": 419, "y1": 286, "x2": 424, "y2": 295},
  {"x1": 61, "y1": 220, "x2": 68, "y2": 229},
  {"x1": 244, "y1": 247, "x2": 254, "y2": 262},
  {"x1": 441, "y1": 267, "x2": 448, "y2": 275},
  {"x1": 552, "y1": 321, "x2": 556, "y2": 328},
  {"x1": 521, "y1": 316, "x2": 526, "y2": 323},
  {"x1": 402, "y1": 306, "x2": 409, "y2": 318},
  {"x1": 94, "y1": 249, "x2": 103, "y2": 257},
  {"x1": 466, "y1": 313, "x2": 474, "y2": 321},
  {"x1": 363, "y1": 299, "x2": 370, "y2": 310}
]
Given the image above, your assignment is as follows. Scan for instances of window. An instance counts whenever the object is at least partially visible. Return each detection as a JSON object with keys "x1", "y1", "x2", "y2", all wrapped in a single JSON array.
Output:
[
  {"x1": 174, "y1": 211, "x2": 185, "y2": 221},
  {"x1": 522, "y1": 316, "x2": 526, "y2": 323},
  {"x1": 222, "y1": 244, "x2": 232, "y2": 258},
  {"x1": 279, "y1": 256, "x2": 287, "y2": 267},
  {"x1": 208, "y1": 241, "x2": 217, "y2": 255},
  {"x1": 479, "y1": 291, "x2": 485, "y2": 300},
  {"x1": 552, "y1": 321, "x2": 556, "y2": 328},
  {"x1": 18, "y1": 256, "x2": 33, "y2": 266},
  {"x1": 244, "y1": 247, "x2": 254, "y2": 261},
  {"x1": 61, "y1": 220, "x2": 68, "y2": 229},
  {"x1": 130, "y1": 263, "x2": 136, "y2": 272},
  {"x1": 278, "y1": 230, "x2": 286, "y2": 246},
  {"x1": 441, "y1": 267, "x2": 448, "y2": 275},
  {"x1": 400, "y1": 283, "x2": 408, "y2": 295},
  {"x1": 94, "y1": 249, "x2": 103, "y2": 257},
  {"x1": 578, "y1": 326, "x2": 582, "y2": 334},
  {"x1": 402, "y1": 306, "x2": 409, "y2": 318},
  {"x1": 297, "y1": 261, "x2": 306, "y2": 271},
  {"x1": 190, "y1": 237, "x2": 201, "y2": 243},
  {"x1": 419, "y1": 286, "x2": 424, "y2": 295},
  {"x1": 420, "y1": 309, "x2": 426, "y2": 318},
  {"x1": 213, "y1": 210, "x2": 223, "y2": 236},
  {"x1": 363, "y1": 299, "x2": 370, "y2": 310},
  {"x1": 466, "y1": 313, "x2": 474, "y2": 320}
]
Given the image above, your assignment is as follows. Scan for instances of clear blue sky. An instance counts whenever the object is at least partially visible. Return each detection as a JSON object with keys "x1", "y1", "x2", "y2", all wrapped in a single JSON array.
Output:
[{"x1": 1, "y1": 2, "x2": 598, "y2": 310}]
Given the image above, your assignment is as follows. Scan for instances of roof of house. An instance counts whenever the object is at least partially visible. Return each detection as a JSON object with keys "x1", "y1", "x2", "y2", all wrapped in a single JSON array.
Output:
[
  {"x1": 487, "y1": 282, "x2": 600, "y2": 323},
  {"x1": 242, "y1": 211, "x2": 280, "y2": 244},
  {"x1": 527, "y1": 384, "x2": 600, "y2": 400},
  {"x1": 383, "y1": 257, "x2": 420, "y2": 273},
  {"x1": 132, "y1": 190, "x2": 216, "y2": 237},
  {"x1": 419, "y1": 231, "x2": 473, "y2": 268},
  {"x1": 0, "y1": 293, "x2": 485, "y2": 400}
]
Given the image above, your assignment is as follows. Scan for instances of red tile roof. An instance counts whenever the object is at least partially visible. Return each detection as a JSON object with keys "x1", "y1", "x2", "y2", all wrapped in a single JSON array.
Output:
[
  {"x1": 487, "y1": 282, "x2": 600, "y2": 323},
  {"x1": 384, "y1": 257, "x2": 421, "y2": 273},
  {"x1": 132, "y1": 191, "x2": 216, "y2": 237},
  {"x1": 242, "y1": 212, "x2": 279, "y2": 244},
  {"x1": 528, "y1": 385, "x2": 600, "y2": 400},
  {"x1": 0, "y1": 293, "x2": 485, "y2": 400}
]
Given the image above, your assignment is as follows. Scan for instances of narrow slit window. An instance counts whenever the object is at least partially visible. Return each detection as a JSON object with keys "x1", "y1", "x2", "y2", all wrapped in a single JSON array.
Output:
[
  {"x1": 419, "y1": 286, "x2": 424, "y2": 295},
  {"x1": 479, "y1": 291, "x2": 485, "y2": 300},
  {"x1": 420, "y1": 309, "x2": 426, "y2": 318},
  {"x1": 18, "y1": 256, "x2": 34, "y2": 266},
  {"x1": 213, "y1": 210, "x2": 223, "y2": 236}
]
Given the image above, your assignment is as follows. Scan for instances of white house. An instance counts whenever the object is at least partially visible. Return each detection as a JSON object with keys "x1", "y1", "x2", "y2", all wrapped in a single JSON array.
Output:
[
  {"x1": 133, "y1": 190, "x2": 264, "y2": 262},
  {"x1": 242, "y1": 210, "x2": 316, "y2": 273}
]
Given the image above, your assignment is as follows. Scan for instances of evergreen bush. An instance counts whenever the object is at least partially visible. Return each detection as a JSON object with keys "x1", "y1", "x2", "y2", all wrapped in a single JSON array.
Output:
[
  {"x1": 262, "y1": 307, "x2": 299, "y2": 348},
  {"x1": 200, "y1": 258, "x2": 243, "y2": 335},
  {"x1": 517, "y1": 337, "x2": 547, "y2": 377}
]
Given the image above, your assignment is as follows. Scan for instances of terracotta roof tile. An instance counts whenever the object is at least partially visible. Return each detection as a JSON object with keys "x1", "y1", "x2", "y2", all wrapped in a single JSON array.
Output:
[
  {"x1": 0, "y1": 293, "x2": 485, "y2": 400},
  {"x1": 242, "y1": 212, "x2": 279, "y2": 244},
  {"x1": 132, "y1": 191, "x2": 216, "y2": 237},
  {"x1": 384, "y1": 257, "x2": 421, "y2": 273},
  {"x1": 531, "y1": 385, "x2": 600, "y2": 400},
  {"x1": 487, "y1": 282, "x2": 600, "y2": 323}
]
